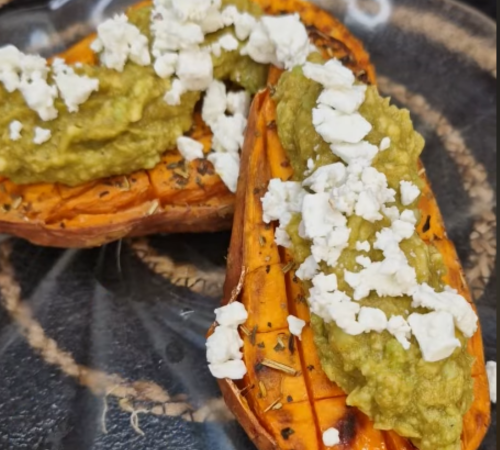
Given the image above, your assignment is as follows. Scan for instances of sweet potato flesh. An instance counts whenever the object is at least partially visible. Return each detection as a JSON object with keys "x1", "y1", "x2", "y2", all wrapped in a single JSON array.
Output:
[{"x1": 217, "y1": 1, "x2": 490, "y2": 446}]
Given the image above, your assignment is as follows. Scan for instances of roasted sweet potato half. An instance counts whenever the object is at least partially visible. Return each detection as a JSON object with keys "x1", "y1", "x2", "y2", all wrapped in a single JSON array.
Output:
[
  {"x1": 213, "y1": 65, "x2": 490, "y2": 450},
  {"x1": 0, "y1": 0, "x2": 374, "y2": 248}
]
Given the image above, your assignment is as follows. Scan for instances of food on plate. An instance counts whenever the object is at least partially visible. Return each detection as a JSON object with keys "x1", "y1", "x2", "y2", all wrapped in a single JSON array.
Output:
[
  {"x1": 1, "y1": 0, "x2": 374, "y2": 247},
  {"x1": 206, "y1": 6, "x2": 491, "y2": 447}
]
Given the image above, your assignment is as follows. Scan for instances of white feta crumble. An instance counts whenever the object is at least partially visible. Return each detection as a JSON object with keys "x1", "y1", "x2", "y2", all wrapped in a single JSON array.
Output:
[
  {"x1": 208, "y1": 360, "x2": 247, "y2": 380},
  {"x1": 153, "y1": 52, "x2": 178, "y2": 79},
  {"x1": 311, "y1": 227, "x2": 351, "y2": 268},
  {"x1": 91, "y1": 14, "x2": 151, "y2": 72},
  {"x1": 356, "y1": 255, "x2": 372, "y2": 268},
  {"x1": 151, "y1": 6, "x2": 204, "y2": 56},
  {"x1": 242, "y1": 14, "x2": 312, "y2": 70},
  {"x1": 164, "y1": 78, "x2": 185, "y2": 105},
  {"x1": 387, "y1": 315, "x2": 412, "y2": 350},
  {"x1": 327, "y1": 301, "x2": 364, "y2": 335},
  {"x1": 317, "y1": 84, "x2": 367, "y2": 115},
  {"x1": 33, "y1": 127, "x2": 52, "y2": 145},
  {"x1": 177, "y1": 136, "x2": 204, "y2": 162},
  {"x1": 214, "y1": 302, "x2": 249, "y2": 328},
  {"x1": 408, "y1": 311, "x2": 461, "y2": 362},
  {"x1": 357, "y1": 307, "x2": 388, "y2": 333},
  {"x1": 356, "y1": 241, "x2": 371, "y2": 252},
  {"x1": 202, "y1": 80, "x2": 227, "y2": 127},
  {"x1": 226, "y1": 91, "x2": 250, "y2": 117},
  {"x1": 169, "y1": 0, "x2": 221, "y2": 23},
  {"x1": 222, "y1": 6, "x2": 258, "y2": 41},
  {"x1": 312, "y1": 105, "x2": 372, "y2": 145},
  {"x1": 303, "y1": 163, "x2": 347, "y2": 193},
  {"x1": 52, "y1": 58, "x2": 99, "y2": 113},
  {"x1": 303, "y1": 59, "x2": 355, "y2": 89},
  {"x1": 296, "y1": 255, "x2": 319, "y2": 281},
  {"x1": 380, "y1": 137, "x2": 391, "y2": 151},
  {"x1": 261, "y1": 179, "x2": 304, "y2": 223},
  {"x1": 400, "y1": 180, "x2": 421, "y2": 206},
  {"x1": 301, "y1": 193, "x2": 347, "y2": 240},
  {"x1": 287, "y1": 315, "x2": 306, "y2": 340},
  {"x1": 411, "y1": 283, "x2": 478, "y2": 338},
  {"x1": 9, "y1": 121, "x2": 23, "y2": 141},
  {"x1": 212, "y1": 113, "x2": 247, "y2": 154},
  {"x1": 176, "y1": 49, "x2": 213, "y2": 92},
  {"x1": 206, "y1": 326, "x2": 244, "y2": 364},
  {"x1": 330, "y1": 141, "x2": 379, "y2": 166},
  {"x1": 207, "y1": 152, "x2": 240, "y2": 193},
  {"x1": 218, "y1": 33, "x2": 239, "y2": 52},
  {"x1": 19, "y1": 78, "x2": 59, "y2": 122},
  {"x1": 486, "y1": 361, "x2": 497, "y2": 404},
  {"x1": 322, "y1": 427, "x2": 340, "y2": 447}
]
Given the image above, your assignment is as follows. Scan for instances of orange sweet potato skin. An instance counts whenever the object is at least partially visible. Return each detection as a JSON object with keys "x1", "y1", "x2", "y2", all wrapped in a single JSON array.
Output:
[{"x1": 212, "y1": 2, "x2": 490, "y2": 447}]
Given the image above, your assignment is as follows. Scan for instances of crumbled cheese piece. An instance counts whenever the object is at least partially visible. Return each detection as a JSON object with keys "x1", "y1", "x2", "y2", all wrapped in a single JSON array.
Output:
[
  {"x1": 356, "y1": 255, "x2": 372, "y2": 268},
  {"x1": 214, "y1": 302, "x2": 248, "y2": 328},
  {"x1": 212, "y1": 113, "x2": 247, "y2": 154},
  {"x1": 357, "y1": 307, "x2": 388, "y2": 333},
  {"x1": 261, "y1": 179, "x2": 304, "y2": 224},
  {"x1": 177, "y1": 136, "x2": 204, "y2": 162},
  {"x1": 287, "y1": 315, "x2": 306, "y2": 340},
  {"x1": 296, "y1": 255, "x2": 319, "y2": 281},
  {"x1": 218, "y1": 33, "x2": 239, "y2": 52},
  {"x1": 0, "y1": 45, "x2": 48, "y2": 93},
  {"x1": 301, "y1": 193, "x2": 347, "y2": 240},
  {"x1": 170, "y1": 0, "x2": 221, "y2": 23},
  {"x1": 200, "y1": 8, "x2": 225, "y2": 34},
  {"x1": 313, "y1": 105, "x2": 372, "y2": 145},
  {"x1": 400, "y1": 209, "x2": 417, "y2": 225},
  {"x1": 345, "y1": 228, "x2": 418, "y2": 300},
  {"x1": 9, "y1": 121, "x2": 23, "y2": 141},
  {"x1": 208, "y1": 360, "x2": 247, "y2": 380},
  {"x1": 356, "y1": 241, "x2": 371, "y2": 252},
  {"x1": 382, "y1": 205, "x2": 401, "y2": 223},
  {"x1": 33, "y1": 127, "x2": 52, "y2": 145},
  {"x1": 207, "y1": 152, "x2": 240, "y2": 193},
  {"x1": 206, "y1": 326, "x2": 244, "y2": 364},
  {"x1": 19, "y1": 78, "x2": 58, "y2": 121},
  {"x1": 52, "y1": 58, "x2": 99, "y2": 113},
  {"x1": 317, "y1": 84, "x2": 367, "y2": 115},
  {"x1": 242, "y1": 14, "x2": 312, "y2": 70},
  {"x1": 303, "y1": 59, "x2": 355, "y2": 89},
  {"x1": 328, "y1": 301, "x2": 364, "y2": 335},
  {"x1": 311, "y1": 227, "x2": 351, "y2": 267},
  {"x1": 380, "y1": 137, "x2": 391, "y2": 151},
  {"x1": 226, "y1": 91, "x2": 250, "y2": 117},
  {"x1": 330, "y1": 141, "x2": 379, "y2": 166},
  {"x1": 322, "y1": 428, "x2": 340, "y2": 447},
  {"x1": 312, "y1": 273, "x2": 338, "y2": 292},
  {"x1": 222, "y1": 6, "x2": 258, "y2": 40},
  {"x1": 303, "y1": 163, "x2": 346, "y2": 193},
  {"x1": 486, "y1": 361, "x2": 497, "y2": 403},
  {"x1": 176, "y1": 49, "x2": 213, "y2": 92},
  {"x1": 210, "y1": 43, "x2": 222, "y2": 58},
  {"x1": 151, "y1": 6, "x2": 204, "y2": 56},
  {"x1": 408, "y1": 311, "x2": 461, "y2": 362},
  {"x1": 164, "y1": 78, "x2": 186, "y2": 105},
  {"x1": 387, "y1": 315, "x2": 412, "y2": 350},
  {"x1": 153, "y1": 52, "x2": 178, "y2": 79},
  {"x1": 411, "y1": 283, "x2": 478, "y2": 338},
  {"x1": 202, "y1": 80, "x2": 227, "y2": 126},
  {"x1": 91, "y1": 14, "x2": 151, "y2": 72},
  {"x1": 400, "y1": 180, "x2": 420, "y2": 206}
]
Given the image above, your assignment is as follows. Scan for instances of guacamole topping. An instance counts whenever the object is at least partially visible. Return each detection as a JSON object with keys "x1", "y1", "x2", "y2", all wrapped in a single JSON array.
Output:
[
  {"x1": 260, "y1": 60, "x2": 478, "y2": 450},
  {"x1": 0, "y1": 1, "x2": 270, "y2": 186}
]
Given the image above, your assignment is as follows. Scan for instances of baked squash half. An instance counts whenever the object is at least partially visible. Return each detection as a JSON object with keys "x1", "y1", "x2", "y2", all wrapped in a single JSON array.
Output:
[
  {"x1": 209, "y1": 3, "x2": 491, "y2": 448},
  {"x1": 0, "y1": 0, "x2": 373, "y2": 248}
]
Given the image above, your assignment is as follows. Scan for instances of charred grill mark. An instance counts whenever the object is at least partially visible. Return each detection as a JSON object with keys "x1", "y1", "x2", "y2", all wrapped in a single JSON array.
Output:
[
  {"x1": 423, "y1": 215, "x2": 432, "y2": 233},
  {"x1": 337, "y1": 407, "x2": 357, "y2": 445}
]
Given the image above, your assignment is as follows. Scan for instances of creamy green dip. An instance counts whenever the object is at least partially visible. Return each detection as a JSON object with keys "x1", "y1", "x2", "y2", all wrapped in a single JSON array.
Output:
[
  {"x1": 274, "y1": 65, "x2": 474, "y2": 450},
  {"x1": 0, "y1": 2, "x2": 267, "y2": 186}
]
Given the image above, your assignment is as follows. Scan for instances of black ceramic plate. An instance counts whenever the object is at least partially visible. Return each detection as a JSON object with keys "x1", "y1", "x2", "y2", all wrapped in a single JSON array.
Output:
[{"x1": 0, "y1": 0, "x2": 496, "y2": 449}]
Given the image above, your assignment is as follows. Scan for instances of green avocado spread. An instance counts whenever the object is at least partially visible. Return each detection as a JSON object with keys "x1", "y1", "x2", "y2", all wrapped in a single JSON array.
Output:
[
  {"x1": 274, "y1": 64, "x2": 474, "y2": 450},
  {"x1": 0, "y1": 1, "x2": 267, "y2": 186}
]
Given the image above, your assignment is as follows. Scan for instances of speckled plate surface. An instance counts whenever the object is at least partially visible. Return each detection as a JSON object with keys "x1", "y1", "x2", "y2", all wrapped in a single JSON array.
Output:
[{"x1": 0, "y1": 0, "x2": 496, "y2": 449}]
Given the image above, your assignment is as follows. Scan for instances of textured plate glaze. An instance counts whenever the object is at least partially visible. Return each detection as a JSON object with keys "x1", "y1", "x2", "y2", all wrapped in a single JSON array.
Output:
[{"x1": 0, "y1": 0, "x2": 496, "y2": 449}]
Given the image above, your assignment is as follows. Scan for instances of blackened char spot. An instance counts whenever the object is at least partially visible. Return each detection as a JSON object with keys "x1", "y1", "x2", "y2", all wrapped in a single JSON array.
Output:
[
  {"x1": 423, "y1": 215, "x2": 432, "y2": 233},
  {"x1": 337, "y1": 407, "x2": 357, "y2": 445}
]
